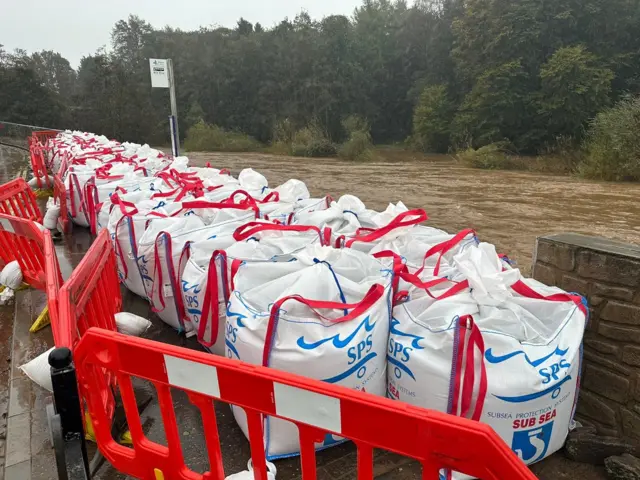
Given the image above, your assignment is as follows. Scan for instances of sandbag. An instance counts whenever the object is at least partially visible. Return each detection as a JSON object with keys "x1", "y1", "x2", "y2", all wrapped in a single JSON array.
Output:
[
  {"x1": 20, "y1": 347, "x2": 55, "y2": 392},
  {"x1": 0, "y1": 261, "x2": 23, "y2": 290},
  {"x1": 180, "y1": 222, "x2": 324, "y2": 353},
  {"x1": 225, "y1": 460, "x2": 276, "y2": 480},
  {"x1": 115, "y1": 312, "x2": 152, "y2": 336},
  {"x1": 228, "y1": 246, "x2": 393, "y2": 459},
  {"x1": 44, "y1": 197, "x2": 61, "y2": 230},
  {"x1": 388, "y1": 243, "x2": 588, "y2": 475}
]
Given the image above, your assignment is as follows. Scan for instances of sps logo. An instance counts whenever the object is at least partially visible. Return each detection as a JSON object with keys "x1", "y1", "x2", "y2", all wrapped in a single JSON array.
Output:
[
  {"x1": 512, "y1": 422, "x2": 554, "y2": 463},
  {"x1": 387, "y1": 318, "x2": 424, "y2": 381},
  {"x1": 225, "y1": 307, "x2": 247, "y2": 360},
  {"x1": 296, "y1": 316, "x2": 377, "y2": 384},
  {"x1": 485, "y1": 346, "x2": 572, "y2": 402}
]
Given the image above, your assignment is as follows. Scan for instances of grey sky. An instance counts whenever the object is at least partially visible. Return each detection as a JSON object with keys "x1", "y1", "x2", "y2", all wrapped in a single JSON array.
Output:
[{"x1": 2, "y1": 0, "x2": 364, "y2": 68}]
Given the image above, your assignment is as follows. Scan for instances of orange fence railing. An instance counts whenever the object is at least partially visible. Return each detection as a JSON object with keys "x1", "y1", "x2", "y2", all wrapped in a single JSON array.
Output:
[
  {"x1": 0, "y1": 213, "x2": 54, "y2": 290},
  {"x1": 74, "y1": 328, "x2": 538, "y2": 480},
  {"x1": 0, "y1": 178, "x2": 43, "y2": 223}
]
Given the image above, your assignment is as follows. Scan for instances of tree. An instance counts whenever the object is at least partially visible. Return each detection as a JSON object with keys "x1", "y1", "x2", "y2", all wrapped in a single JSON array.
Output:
[
  {"x1": 538, "y1": 46, "x2": 613, "y2": 140},
  {"x1": 411, "y1": 84, "x2": 454, "y2": 152},
  {"x1": 29, "y1": 50, "x2": 77, "y2": 101}
]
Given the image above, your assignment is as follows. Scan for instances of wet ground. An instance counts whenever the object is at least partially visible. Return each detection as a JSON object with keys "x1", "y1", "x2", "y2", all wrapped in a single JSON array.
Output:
[{"x1": 0, "y1": 145, "x2": 628, "y2": 479}]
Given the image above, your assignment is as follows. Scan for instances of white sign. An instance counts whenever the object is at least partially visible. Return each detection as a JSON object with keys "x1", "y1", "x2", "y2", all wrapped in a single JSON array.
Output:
[{"x1": 149, "y1": 59, "x2": 170, "y2": 88}]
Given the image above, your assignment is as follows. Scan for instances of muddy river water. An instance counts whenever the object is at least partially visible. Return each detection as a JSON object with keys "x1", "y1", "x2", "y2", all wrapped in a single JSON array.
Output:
[{"x1": 188, "y1": 152, "x2": 640, "y2": 274}]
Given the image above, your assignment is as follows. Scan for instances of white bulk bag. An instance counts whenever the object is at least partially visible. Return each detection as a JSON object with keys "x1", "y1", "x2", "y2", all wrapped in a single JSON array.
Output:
[
  {"x1": 180, "y1": 222, "x2": 325, "y2": 353},
  {"x1": 140, "y1": 211, "x2": 254, "y2": 332},
  {"x1": 388, "y1": 243, "x2": 587, "y2": 474},
  {"x1": 342, "y1": 209, "x2": 428, "y2": 252},
  {"x1": 227, "y1": 246, "x2": 393, "y2": 459}
]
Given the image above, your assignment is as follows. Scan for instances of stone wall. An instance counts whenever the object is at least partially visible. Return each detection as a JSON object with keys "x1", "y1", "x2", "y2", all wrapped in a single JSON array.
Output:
[{"x1": 533, "y1": 233, "x2": 640, "y2": 444}]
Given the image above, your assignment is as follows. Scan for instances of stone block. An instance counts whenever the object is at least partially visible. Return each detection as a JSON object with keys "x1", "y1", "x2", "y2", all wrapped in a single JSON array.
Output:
[
  {"x1": 576, "y1": 250, "x2": 640, "y2": 287},
  {"x1": 577, "y1": 390, "x2": 618, "y2": 427},
  {"x1": 584, "y1": 338, "x2": 620, "y2": 356},
  {"x1": 605, "y1": 454, "x2": 640, "y2": 480},
  {"x1": 592, "y1": 296, "x2": 606, "y2": 307},
  {"x1": 621, "y1": 409, "x2": 640, "y2": 441},
  {"x1": 600, "y1": 323, "x2": 640, "y2": 344},
  {"x1": 602, "y1": 302, "x2": 640, "y2": 326},
  {"x1": 561, "y1": 274, "x2": 590, "y2": 296},
  {"x1": 594, "y1": 283, "x2": 635, "y2": 302},
  {"x1": 536, "y1": 239, "x2": 576, "y2": 271},
  {"x1": 583, "y1": 364, "x2": 630, "y2": 403},
  {"x1": 584, "y1": 349, "x2": 631, "y2": 376},
  {"x1": 623, "y1": 346, "x2": 640, "y2": 367},
  {"x1": 565, "y1": 432, "x2": 634, "y2": 465},
  {"x1": 533, "y1": 262, "x2": 558, "y2": 287}
]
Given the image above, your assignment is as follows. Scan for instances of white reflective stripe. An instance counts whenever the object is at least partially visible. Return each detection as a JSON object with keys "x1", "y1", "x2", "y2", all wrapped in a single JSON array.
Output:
[
  {"x1": 273, "y1": 382, "x2": 341, "y2": 434},
  {"x1": 0, "y1": 218, "x2": 14, "y2": 233},
  {"x1": 164, "y1": 355, "x2": 220, "y2": 398}
]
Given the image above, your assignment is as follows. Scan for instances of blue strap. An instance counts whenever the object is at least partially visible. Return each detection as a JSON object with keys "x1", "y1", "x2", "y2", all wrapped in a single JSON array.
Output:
[
  {"x1": 343, "y1": 210, "x2": 359, "y2": 218},
  {"x1": 313, "y1": 258, "x2": 348, "y2": 315}
]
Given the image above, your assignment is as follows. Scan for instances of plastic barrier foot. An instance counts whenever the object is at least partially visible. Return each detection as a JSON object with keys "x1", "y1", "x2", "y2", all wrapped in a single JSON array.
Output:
[
  {"x1": 48, "y1": 347, "x2": 92, "y2": 480},
  {"x1": 35, "y1": 189, "x2": 54, "y2": 199},
  {"x1": 88, "y1": 391, "x2": 152, "y2": 477},
  {"x1": 29, "y1": 305, "x2": 50, "y2": 333}
]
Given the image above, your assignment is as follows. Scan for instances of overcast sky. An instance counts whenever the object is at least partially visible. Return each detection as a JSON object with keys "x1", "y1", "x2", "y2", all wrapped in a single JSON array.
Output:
[{"x1": 2, "y1": 0, "x2": 364, "y2": 68}]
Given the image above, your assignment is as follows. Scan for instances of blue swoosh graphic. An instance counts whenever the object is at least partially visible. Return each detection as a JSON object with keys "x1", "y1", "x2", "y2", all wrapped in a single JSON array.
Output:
[
  {"x1": 485, "y1": 346, "x2": 569, "y2": 368},
  {"x1": 226, "y1": 307, "x2": 247, "y2": 328},
  {"x1": 390, "y1": 318, "x2": 424, "y2": 350},
  {"x1": 136, "y1": 255, "x2": 148, "y2": 264},
  {"x1": 297, "y1": 316, "x2": 375, "y2": 350},
  {"x1": 226, "y1": 339, "x2": 240, "y2": 359},
  {"x1": 387, "y1": 355, "x2": 416, "y2": 380},
  {"x1": 141, "y1": 275, "x2": 153, "y2": 282},
  {"x1": 182, "y1": 281, "x2": 202, "y2": 294},
  {"x1": 187, "y1": 308, "x2": 202, "y2": 315},
  {"x1": 322, "y1": 352, "x2": 377, "y2": 383},
  {"x1": 494, "y1": 375, "x2": 573, "y2": 403}
]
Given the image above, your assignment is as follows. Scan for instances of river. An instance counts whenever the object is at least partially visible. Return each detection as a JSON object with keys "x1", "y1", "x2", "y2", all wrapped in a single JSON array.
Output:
[{"x1": 188, "y1": 152, "x2": 640, "y2": 274}]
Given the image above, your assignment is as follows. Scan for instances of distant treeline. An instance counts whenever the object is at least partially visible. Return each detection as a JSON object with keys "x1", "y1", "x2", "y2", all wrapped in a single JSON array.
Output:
[{"x1": 2, "y1": 0, "x2": 640, "y2": 156}]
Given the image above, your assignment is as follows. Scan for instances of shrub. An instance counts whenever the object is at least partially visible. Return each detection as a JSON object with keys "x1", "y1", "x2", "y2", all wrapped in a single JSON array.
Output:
[
  {"x1": 338, "y1": 115, "x2": 377, "y2": 161},
  {"x1": 411, "y1": 84, "x2": 454, "y2": 153},
  {"x1": 289, "y1": 122, "x2": 337, "y2": 157},
  {"x1": 457, "y1": 142, "x2": 522, "y2": 170},
  {"x1": 580, "y1": 95, "x2": 640, "y2": 181},
  {"x1": 184, "y1": 121, "x2": 262, "y2": 152}
]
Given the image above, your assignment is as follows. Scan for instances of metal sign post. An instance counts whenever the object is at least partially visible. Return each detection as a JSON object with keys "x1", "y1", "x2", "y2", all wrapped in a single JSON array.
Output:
[{"x1": 149, "y1": 58, "x2": 180, "y2": 156}]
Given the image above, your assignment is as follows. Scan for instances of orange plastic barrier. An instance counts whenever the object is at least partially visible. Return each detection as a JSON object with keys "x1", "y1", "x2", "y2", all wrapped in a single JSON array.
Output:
[
  {"x1": 53, "y1": 174, "x2": 71, "y2": 233},
  {"x1": 74, "y1": 328, "x2": 538, "y2": 480},
  {"x1": 57, "y1": 228, "x2": 121, "y2": 421},
  {"x1": 0, "y1": 178, "x2": 43, "y2": 223},
  {"x1": 0, "y1": 213, "x2": 53, "y2": 290},
  {"x1": 44, "y1": 229, "x2": 62, "y2": 343},
  {"x1": 29, "y1": 144, "x2": 52, "y2": 189},
  {"x1": 56, "y1": 229, "x2": 121, "y2": 349}
]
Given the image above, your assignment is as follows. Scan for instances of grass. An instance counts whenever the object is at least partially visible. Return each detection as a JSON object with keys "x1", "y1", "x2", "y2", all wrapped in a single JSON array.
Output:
[
  {"x1": 183, "y1": 121, "x2": 262, "y2": 153},
  {"x1": 457, "y1": 142, "x2": 582, "y2": 175}
]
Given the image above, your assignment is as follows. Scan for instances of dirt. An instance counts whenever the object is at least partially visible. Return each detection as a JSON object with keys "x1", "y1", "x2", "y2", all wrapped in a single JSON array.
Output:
[{"x1": 188, "y1": 151, "x2": 640, "y2": 274}]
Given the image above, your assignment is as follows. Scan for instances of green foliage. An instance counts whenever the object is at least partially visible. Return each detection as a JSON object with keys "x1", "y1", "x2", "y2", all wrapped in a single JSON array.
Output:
[
  {"x1": 3, "y1": 0, "x2": 640, "y2": 180},
  {"x1": 338, "y1": 115, "x2": 377, "y2": 161},
  {"x1": 290, "y1": 122, "x2": 337, "y2": 157},
  {"x1": 452, "y1": 61, "x2": 536, "y2": 151},
  {"x1": 411, "y1": 85, "x2": 454, "y2": 153},
  {"x1": 539, "y1": 46, "x2": 614, "y2": 139},
  {"x1": 183, "y1": 121, "x2": 262, "y2": 152},
  {"x1": 581, "y1": 96, "x2": 640, "y2": 181},
  {"x1": 457, "y1": 142, "x2": 521, "y2": 170}
]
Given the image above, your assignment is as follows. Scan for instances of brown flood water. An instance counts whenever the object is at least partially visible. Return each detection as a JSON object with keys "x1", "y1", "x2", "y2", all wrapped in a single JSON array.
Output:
[{"x1": 189, "y1": 152, "x2": 640, "y2": 274}]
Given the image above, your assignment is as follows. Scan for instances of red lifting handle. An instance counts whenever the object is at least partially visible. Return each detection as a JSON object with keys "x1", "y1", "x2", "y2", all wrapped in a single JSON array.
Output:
[
  {"x1": 345, "y1": 209, "x2": 428, "y2": 247},
  {"x1": 416, "y1": 229, "x2": 477, "y2": 277},
  {"x1": 233, "y1": 222, "x2": 323, "y2": 243},
  {"x1": 262, "y1": 284, "x2": 385, "y2": 366}
]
